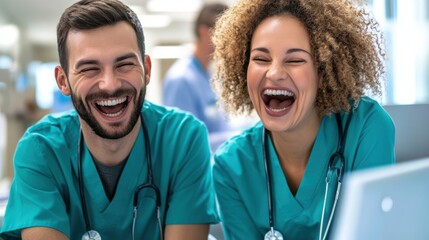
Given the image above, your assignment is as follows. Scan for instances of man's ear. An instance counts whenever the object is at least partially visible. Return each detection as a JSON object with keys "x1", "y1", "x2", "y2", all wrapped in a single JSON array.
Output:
[
  {"x1": 55, "y1": 66, "x2": 71, "y2": 96},
  {"x1": 143, "y1": 55, "x2": 152, "y2": 85}
]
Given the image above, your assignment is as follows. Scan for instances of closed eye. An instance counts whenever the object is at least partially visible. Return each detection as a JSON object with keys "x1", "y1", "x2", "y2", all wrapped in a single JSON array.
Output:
[
  {"x1": 117, "y1": 62, "x2": 135, "y2": 72},
  {"x1": 77, "y1": 67, "x2": 99, "y2": 78},
  {"x1": 79, "y1": 67, "x2": 99, "y2": 74},
  {"x1": 286, "y1": 59, "x2": 306, "y2": 64},
  {"x1": 252, "y1": 57, "x2": 270, "y2": 62}
]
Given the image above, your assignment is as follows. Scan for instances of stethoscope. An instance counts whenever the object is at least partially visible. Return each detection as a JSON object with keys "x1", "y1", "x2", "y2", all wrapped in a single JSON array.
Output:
[
  {"x1": 77, "y1": 115, "x2": 163, "y2": 240},
  {"x1": 263, "y1": 112, "x2": 351, "y2": 240}
]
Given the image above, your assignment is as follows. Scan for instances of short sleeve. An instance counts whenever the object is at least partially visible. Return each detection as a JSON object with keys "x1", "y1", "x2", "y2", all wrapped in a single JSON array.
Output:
[
  {"x1": 351, "y1": 100, "x2": 396, "y2": 170},
  {"x1": 0, "y1": 132, "x2": 70, "y2": 238}
]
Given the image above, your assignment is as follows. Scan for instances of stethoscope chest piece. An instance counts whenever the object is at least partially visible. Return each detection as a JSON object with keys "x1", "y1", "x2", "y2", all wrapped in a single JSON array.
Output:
[
  {"x1": 82, "y1": 230, "x2": 101, "y2": 240},
  {"x1": 264, "y1": 229, "x2": 284, "y2": 240}
]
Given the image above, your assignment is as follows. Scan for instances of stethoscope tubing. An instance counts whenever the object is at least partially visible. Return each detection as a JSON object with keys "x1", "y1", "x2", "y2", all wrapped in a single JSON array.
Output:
[
  {"x1": 262, "y1": 128, "x2": 274, "y2": 230},
  {"x1": 77, "y1": 131, "x2": 91, "y2": 232}
]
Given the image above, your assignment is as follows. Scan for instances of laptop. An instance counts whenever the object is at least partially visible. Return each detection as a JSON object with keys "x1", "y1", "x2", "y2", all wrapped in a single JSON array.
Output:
[{"x1": 330, "y1": 157, "x2": 429, "y2": 240}]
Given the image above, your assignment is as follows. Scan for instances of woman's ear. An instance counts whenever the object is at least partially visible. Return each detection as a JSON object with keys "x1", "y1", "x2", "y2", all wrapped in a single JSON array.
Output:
[{"x1": 55, "y1": 66, "x2": 71, "y2": 96}]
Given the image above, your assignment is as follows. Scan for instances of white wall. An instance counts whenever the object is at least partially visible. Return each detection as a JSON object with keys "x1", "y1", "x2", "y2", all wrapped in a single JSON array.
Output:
[{"x1": 383, "y1": 104, "x2": 429, "y2": 162}]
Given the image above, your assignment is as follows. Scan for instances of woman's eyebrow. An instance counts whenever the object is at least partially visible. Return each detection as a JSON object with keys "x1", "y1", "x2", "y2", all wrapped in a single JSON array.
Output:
[
  {"x1": 250, "y1": 47, "x2": 311, "y2": 56},
  {"x1": 286, "y1": 48, "x2": 312, "y2": 56}
]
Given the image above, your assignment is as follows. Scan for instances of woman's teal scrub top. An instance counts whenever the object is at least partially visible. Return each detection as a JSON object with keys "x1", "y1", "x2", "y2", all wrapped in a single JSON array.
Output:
[
  {"x1": 0, "y1": 101, "x2": 219, "y2": 239},
  {"x1": 213, "y1": 97, "x2": 396, "y2": 240}
]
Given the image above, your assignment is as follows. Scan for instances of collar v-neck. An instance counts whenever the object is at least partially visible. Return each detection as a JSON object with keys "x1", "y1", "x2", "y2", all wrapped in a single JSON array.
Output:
[
  {"x1": 266, "y1": 116, "x2": 339, "y2": 220},
  {"x1": 81, "y1": 127, "x2": 147, "y2": 215}
]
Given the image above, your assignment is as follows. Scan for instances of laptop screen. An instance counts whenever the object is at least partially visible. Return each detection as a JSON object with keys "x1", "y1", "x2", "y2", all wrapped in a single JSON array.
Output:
[{"x1": 330, "y1": 157, "x2": 429, "y2": 240}]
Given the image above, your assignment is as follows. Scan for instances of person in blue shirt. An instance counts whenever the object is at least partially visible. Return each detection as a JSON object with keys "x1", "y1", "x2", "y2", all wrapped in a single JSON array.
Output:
[
  {"x1": 0, "y1": 0, "x2": 218, "y2": 239},
  {"x1": 162, "y1": 3, "x2": 231, "y2": 151},
  {"x1": 210, "y1": 0, "x2": 396, "y2": 239}
]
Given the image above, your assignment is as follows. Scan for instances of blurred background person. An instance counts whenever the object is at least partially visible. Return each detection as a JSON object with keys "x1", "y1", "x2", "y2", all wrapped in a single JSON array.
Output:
[{"x1": 162, "y1": 2, "x2": 231, "y2": 152}]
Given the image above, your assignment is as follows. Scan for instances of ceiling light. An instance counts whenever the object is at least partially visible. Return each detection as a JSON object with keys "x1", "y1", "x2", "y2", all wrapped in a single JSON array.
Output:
[
  {"x1": 0, "y1": 25, "x2": 19, "y2": 50},
  {"x1": 147, "y1": 0, "x2": 202, "y2": 13},
  {"x1": 138, "y1": 14, "x2": 172, "y2": 28}
]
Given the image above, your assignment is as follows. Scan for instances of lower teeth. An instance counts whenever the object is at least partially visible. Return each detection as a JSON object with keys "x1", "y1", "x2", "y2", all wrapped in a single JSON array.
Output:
[
  {"x1": 104, "y1": 110, "x2": 123, "y2": 117},
  {"x1": 270, "y1": 107, "x2": 287, "y2": 112}
]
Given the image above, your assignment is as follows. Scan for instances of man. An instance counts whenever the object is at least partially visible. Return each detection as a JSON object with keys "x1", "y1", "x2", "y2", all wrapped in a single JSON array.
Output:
[
  {"x1": 162, "y1": 3, "x2": 231, "y2": 151},
  {"x1": 0, "y1": 0, "x2": 219, "y2": 239}
]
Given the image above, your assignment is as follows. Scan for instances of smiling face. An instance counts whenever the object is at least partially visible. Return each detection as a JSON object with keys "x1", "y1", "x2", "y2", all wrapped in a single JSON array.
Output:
[
  {"x1": 55, "y1": 21, "x2": 151, "y2": 139},
  {"x1": 247, "y1": 15, "x2": 320, "y2": 133}
]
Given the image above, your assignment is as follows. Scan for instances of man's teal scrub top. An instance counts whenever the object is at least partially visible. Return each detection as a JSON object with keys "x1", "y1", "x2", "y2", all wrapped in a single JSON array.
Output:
[
  {"x1": 213, "y1": 97, "x2": 396, "y2": 240},
  {"x1": 1, "y1": 101, "x2": 219, "y2": 239}
]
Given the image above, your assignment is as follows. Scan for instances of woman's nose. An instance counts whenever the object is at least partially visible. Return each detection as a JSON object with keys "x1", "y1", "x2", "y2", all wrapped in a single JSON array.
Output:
[{"x1": 266, "y1": 62, "x2": 289, "y2": 82}]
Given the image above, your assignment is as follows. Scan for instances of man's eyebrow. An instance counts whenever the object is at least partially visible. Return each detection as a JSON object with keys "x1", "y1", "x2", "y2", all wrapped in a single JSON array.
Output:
[
  {"x1": 74, "y1": 53, "x2": 139, "y2": 69},
  {"x1": 75, "y1": 59, "x2": 99, "y2": 69},
  {"x1": 115, "y1": 53, "x2": 139, "y2": 62}
]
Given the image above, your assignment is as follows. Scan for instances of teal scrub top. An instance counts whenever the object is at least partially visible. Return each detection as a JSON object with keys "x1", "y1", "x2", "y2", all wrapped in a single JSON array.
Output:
[
  {"x1": 213, "y1": 97, "x2": 396, "y2": 240},
  {"x1": 1, "y1": 101, "x2": 219, "y2": 240}
]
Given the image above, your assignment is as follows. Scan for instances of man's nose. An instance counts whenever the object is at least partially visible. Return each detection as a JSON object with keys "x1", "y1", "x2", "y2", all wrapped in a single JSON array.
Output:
[{"x1": 98, "y1": 69, "x2": 121, "y2": 91}]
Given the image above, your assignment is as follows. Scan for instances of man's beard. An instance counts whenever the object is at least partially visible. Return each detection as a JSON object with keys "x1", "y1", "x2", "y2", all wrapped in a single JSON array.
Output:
[{"x1": 71, "y1": 86, "x2": 146, "y2": 140}]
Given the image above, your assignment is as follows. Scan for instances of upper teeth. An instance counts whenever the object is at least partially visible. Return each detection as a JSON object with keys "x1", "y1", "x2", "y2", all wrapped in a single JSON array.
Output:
[
  {"x1": 96, "y1": 97, "x2": 127, "y2": 106},
  {"x1": 264, "y1": 89, "x2": 294, "y2": 96}
]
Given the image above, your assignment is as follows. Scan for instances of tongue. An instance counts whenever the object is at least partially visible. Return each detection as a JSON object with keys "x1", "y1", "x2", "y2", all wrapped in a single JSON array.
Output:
[
  {"x1": 99, "y1": 104, "x2": 124, "y2": 115},
  {"x1": 268, "y1": 98, "x2": 294, "y2": 110}
]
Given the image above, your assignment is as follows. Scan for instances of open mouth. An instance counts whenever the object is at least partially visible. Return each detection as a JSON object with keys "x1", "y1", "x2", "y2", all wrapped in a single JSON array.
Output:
[
  {"x1": 262, "y1": 89, "x2": 295, "y2": 112},
  {"x1": 95, "y1": 96, "x2": 130, "y2": 117}
]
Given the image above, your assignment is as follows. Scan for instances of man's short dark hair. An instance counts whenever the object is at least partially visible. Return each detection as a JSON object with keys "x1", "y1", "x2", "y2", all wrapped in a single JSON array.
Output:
[{"x1": 57, "y1": 0, "x2": 145, "y2": 76}]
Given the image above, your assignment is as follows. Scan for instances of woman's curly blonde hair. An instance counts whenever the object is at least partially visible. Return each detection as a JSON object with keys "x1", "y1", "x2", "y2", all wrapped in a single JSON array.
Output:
[{"x1": 212, "y1": 0, "x2": 385, "y2": 116}]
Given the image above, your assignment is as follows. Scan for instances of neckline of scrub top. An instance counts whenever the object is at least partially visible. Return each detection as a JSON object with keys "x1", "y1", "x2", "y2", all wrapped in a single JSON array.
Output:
[
  {"x1": 268, "y1": 116, "x2": 339, "y2": 219},
  {"x1": 81, "y1": 126, "x2": 147, "y2": 215}
]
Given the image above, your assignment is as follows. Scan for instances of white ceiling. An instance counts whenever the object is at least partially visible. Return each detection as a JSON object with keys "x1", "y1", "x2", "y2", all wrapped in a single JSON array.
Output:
[{"x1": 0, "y1": 0, "x2": 230, "y2": 48}]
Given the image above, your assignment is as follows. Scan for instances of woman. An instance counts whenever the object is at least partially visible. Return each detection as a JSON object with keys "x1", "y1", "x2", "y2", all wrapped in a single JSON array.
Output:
[{"x1": 211, "y1": 0, "x2": 395, "y2": 239}]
